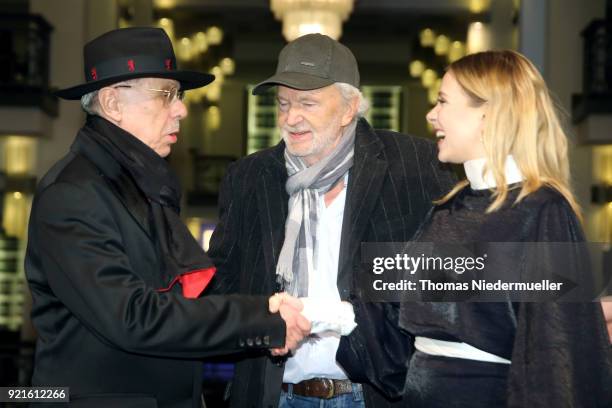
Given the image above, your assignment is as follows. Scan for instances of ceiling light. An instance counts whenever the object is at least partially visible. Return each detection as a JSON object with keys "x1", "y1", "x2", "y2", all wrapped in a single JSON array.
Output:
[{"x1": 271, "y1": 0, "x2": 354, "y2": 41}]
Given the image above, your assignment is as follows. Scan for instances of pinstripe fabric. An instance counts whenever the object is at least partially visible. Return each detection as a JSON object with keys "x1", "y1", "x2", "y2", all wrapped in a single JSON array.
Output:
[{"x1": 207, "y1": 118, "x2": 456, "y2": 408}]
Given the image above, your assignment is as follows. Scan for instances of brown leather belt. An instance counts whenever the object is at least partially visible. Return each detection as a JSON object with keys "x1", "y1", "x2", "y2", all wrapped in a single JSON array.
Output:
[{"x1": 282, "y1": 378, "x2": 353, "y2": 399}]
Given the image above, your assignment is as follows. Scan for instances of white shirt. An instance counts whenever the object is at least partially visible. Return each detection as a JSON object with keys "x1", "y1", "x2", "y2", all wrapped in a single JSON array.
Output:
[
  {"x1": 283, "y1": 182, "x2": 353, "y2": 383},
  {"x1": 463, "y1": 155, "x2": 523, "y2": 190}
]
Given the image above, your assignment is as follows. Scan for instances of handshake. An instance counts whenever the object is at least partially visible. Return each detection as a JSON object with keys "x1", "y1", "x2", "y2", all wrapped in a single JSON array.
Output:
[{"x1": 268, "y1": 292, "x2": 311, "y2": 356}]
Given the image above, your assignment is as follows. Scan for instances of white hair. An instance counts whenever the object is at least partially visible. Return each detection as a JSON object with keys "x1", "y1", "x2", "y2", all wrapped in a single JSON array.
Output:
[
  {"x1": 79, "y1": 78, "x2": 146, "y2": 116},
  {"x1": 80, "y1": 90, "x2": 100, "y2": 115},
  {"x1": 334, "y1": 82, "x2": 370, "y2": 118}
]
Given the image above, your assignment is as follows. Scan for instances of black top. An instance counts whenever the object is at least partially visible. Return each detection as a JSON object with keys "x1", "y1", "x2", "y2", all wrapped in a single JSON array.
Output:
[
  {"x1": 399, "y1": 185, "x2": 584, "y2": 360},
  {"x1": 339, "y1": 185, "x2": 612, "y2": 407}
]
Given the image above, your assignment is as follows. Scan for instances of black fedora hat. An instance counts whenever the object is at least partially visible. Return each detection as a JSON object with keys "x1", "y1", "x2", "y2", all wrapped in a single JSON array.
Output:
[{"x1": 55, "y1": 27, "x2": 214, "y2": 100}]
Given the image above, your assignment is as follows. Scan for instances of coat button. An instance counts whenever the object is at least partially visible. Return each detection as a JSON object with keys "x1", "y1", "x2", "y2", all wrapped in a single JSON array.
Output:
[
  {"x1": 255, "y1": 336, "x2": 262, "y2": 346},
  {"x1": 246, "y1": 338, "x2": 254, "y2": 347},
  {"x1": 238, "y1": 339, "x2": 245, "y2": 347},
  {"x1": 263, "y1": 335, "x2": 270, "y2": 346}
]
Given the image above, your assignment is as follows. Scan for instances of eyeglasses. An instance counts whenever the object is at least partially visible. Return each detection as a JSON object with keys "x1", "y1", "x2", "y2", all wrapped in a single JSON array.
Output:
[{"x1": 113, "y1": 84, "x2": 185, "y2": 106}]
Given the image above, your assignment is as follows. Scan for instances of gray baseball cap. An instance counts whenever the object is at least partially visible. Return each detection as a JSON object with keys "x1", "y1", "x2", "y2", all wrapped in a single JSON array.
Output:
[{"x1": 252, "y1": 33, "x2": 360, "y2": 95}]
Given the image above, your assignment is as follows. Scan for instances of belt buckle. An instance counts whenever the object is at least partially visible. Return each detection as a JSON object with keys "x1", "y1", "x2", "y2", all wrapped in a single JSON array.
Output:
[{"x1": 322, "y1": 378, "x2": 334, "y2": 399}]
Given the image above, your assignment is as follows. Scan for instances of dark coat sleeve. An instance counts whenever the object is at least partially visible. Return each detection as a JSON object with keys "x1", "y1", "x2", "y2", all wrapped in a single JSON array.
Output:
[
  {"x1": 29, "y1": 180, "x2": 285, "y2": 358},
  {"x1": 337, "y1": 135, "x2": 452, "y2": 401},
  {"x1": 507, "y1": 197, "x2": 612, "y2": 407},
  {"x1": 337, "y1": 300, "x2": 411, "y2": 400},
  {"x1": 207, "y1": 162, "x2": 242, "y2": 295},
  {"x1": 424, "y1": 138, "x2": 456, "y2": 201}
]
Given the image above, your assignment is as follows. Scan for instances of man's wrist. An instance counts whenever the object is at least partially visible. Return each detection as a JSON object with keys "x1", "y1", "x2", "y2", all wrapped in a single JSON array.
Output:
[{"x1": 300, "y1": 298, "x2": 356, "y2": 335}]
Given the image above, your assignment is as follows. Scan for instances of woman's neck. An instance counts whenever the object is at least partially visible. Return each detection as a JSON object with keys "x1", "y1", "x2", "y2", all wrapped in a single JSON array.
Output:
[{"x1": 463, "y1": 155, "x2": 523, "y2": 190}]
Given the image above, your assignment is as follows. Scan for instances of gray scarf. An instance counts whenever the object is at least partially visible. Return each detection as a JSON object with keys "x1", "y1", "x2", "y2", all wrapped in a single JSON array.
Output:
[{"x1": 276, "y1": 120, "x2": 357, "y2": 296}]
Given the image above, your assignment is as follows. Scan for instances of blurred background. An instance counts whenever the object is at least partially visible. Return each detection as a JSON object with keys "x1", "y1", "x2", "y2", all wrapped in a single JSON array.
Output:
[{"x1": 1, "y1": 0, "x2": 611, "y2": 405}]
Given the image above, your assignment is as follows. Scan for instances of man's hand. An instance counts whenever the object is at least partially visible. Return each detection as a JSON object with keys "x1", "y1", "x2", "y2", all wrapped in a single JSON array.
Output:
[
  {"x1": 268, "y1": 293, "x2": 310, "y2": 355},
  {"x1": 268, "y1": 292, "x2": 303, "y2": 313}
]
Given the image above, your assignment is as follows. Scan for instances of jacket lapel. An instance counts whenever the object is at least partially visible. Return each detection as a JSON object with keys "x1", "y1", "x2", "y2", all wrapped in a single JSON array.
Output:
[
  {"x1": 104, "y1": 171, "x2": 154, "y2": 239},
  {"x1": 71, "y1": 134, "x2": 153, "y2": 239},
  {"x1": 337, "y1": 119, "x2": 387, "y2": 297},
  {"x1": 256, "y1": 144, "x2": 289, "y2": 289}
]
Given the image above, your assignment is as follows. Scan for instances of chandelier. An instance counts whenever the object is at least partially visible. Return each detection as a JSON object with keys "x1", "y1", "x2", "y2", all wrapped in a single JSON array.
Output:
[{"x1": 270, "y1": 0, "x2": 354, "y2": 41}]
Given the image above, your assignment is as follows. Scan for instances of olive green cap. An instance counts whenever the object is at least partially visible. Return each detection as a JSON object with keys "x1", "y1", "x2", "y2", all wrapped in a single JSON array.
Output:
[{"x1": 252, "y1": 33, "x2": 360, "y2": 95}]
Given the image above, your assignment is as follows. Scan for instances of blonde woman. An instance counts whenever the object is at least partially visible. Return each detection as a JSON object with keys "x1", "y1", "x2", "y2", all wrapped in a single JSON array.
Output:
[{"x1": 338, "y1": 50, "x2": 612, "y2": 407}]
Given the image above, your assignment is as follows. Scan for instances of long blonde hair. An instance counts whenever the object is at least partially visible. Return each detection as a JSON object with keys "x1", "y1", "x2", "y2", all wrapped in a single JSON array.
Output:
[{"x1": 435, "y1": 50, "x2": 582, "y2": 220}]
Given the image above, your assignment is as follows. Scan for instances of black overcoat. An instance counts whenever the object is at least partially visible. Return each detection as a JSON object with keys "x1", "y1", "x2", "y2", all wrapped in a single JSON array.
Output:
[{"x1": 25, "y1": 123, "x2": 285, "y2": 408}]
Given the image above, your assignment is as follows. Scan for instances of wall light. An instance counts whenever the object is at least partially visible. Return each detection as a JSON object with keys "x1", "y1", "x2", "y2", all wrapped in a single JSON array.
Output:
[
  {"x1": 419, "y1": 28, "x2": 436, "y2": 47},
  {"x1": 206, "y1": 83, "x2": 221, "y2": 103},
  {"x1": 210, "y1": 66, "x2": 224, "y2": 84},
  {"x1": 3, "y1": 191, "x2": 30, "y2": 239},
  {"x1": 434, "y1": 35, "x2": 451, "y2": 56},
  {"x1": 157, "y1": 18, "x2": 175, "y2": 40},
  {"x1": 3, "y1": 136, "x2": 36, "y2": 176},
  {"x1": 448, "y1": 41, "x2": 466, "y2": 62},
  {"x1": 467, "y1": 21, "x2": 491, "y2": 53},
  {"x1": 206, "y1": 26, "x2": 223, "y2": 45},
  {"x1": 193, "y1": 32, "x2": 208, "y2": 53},
  {"x1": 428, "y1": 78, "x2": 442, "y2": 105},
  {"x1": 154, "y1": 0, "x2": 177, "y2": 9},
  {"x1": 206, "y1": 106, "x2": 221, "y2": 133},
  {"x1": 469, "y1": 0, "x2": 490, "y2": 13},
  {"x1": 409, "y1": 60, "x2": 425, "y2": 78},
  {"x1": 220, "y1": 58, "x2": 236, "y2": 76},
  {"x1": 176, "y1": 37, "x2": 193, "y2": 61},
  {"x1": 421, "y1": 69, "x2": 438, "y2": 88}
]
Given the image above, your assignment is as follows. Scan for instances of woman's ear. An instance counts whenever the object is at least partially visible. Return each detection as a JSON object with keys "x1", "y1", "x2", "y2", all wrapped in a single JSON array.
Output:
[{"x1": 480, "y1": 110, "x2": 487, "y2": 126}]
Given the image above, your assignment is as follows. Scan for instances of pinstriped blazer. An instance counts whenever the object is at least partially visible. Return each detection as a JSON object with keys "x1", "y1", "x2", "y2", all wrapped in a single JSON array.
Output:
[{"x1": 207, "y1": 118, "x2": 456, "y2": 408}]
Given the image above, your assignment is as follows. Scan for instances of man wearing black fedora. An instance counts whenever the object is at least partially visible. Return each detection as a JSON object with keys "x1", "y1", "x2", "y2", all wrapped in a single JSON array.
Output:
[
  {"x1": 25, "y1": 27, "x2": 310, "y2": 407},
  {"x1": 207, "y1": 33, "x2": 455, "y2": 407}
]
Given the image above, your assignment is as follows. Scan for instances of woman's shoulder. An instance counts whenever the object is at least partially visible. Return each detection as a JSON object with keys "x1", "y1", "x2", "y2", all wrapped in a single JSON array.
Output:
[
  {"x1": 521, "y1": 185, "x2": 567, "y2": 205},
  {"x1": 516, "y1": 186, "x2": 576, "y2": 217},
  {"x1": 464, "y1": 185, "x2": 583, "y2": 242},
  {"x1": 509, "y1": 186, "x2": 583, "y2": 241}
]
